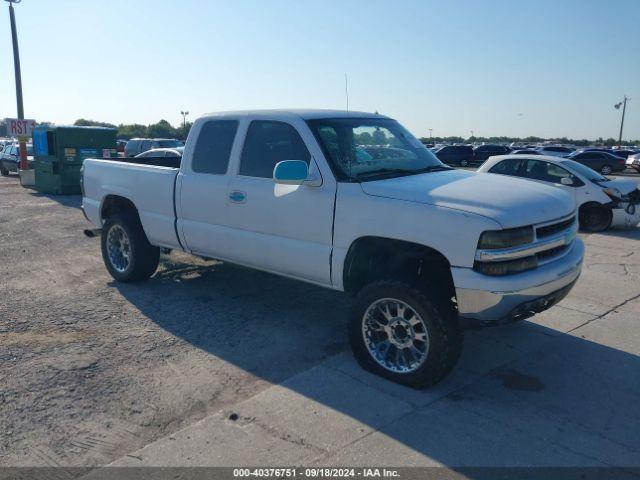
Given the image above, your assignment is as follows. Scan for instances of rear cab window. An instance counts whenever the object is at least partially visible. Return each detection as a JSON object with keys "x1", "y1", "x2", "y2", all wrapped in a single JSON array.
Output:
[{"x1": 191, "y1": 120, "x2": 239, "y2": 174}]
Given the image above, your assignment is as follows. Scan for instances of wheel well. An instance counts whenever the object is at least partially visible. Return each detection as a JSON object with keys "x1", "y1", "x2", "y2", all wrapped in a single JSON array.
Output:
[
  {"x1": 579, "y1": 201, "x2": 608, "y2": 214},
  {"x1": 101, "y1": 195, "x2": 139, "y2": 222},
  {"x1": 343, "y1": 237, "x2": 454, "y2": 298}
]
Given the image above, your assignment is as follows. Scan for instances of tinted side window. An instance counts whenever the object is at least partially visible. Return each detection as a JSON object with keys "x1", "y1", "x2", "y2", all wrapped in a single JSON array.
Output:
[
  {"x1": 140, "y1": 141, "x2": 152, "y2": 152},
  {"x1": 488, "y1": 159, "x2": 522, "y2": 176},
  {"x1": 191, "y1": 120, "x2": 238, "y2": 174},
  {"x1": 240, "y1": 121, "x2": 310, "y2": 178}
]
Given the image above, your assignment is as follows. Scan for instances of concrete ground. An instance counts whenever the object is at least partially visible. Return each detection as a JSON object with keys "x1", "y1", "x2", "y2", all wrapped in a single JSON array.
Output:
[{"x1": 1, "y1": 172, "x2": 639, "y2": 469}]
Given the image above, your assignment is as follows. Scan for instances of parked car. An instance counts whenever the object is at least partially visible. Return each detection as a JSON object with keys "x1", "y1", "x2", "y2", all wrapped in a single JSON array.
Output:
[
  {"x1": 82, "y1": 109, "x2": 584, "y2": 389},
  {"x1": 124, "y1": 138, "x2": 184, "y2": 157},
  {"x1": 610, "y1": 149, "x2": 637, "y2": 159},
  {"x1": 135, "y1": 147, "x2": 183, "y2": 158},
  {"x1": 116, "y1": 140, "x2": 127, "y2": 154},
  {"x1": 511, "y1": 149, "x2": 540, "y2": 155},
  {"x1": 0, "y1": 144, "x2": 34, "y2": 176},
  {"x1": 472, "y1": 144, "x2": 511, "y2": 162},
  {"x1": 478, "y1": 155, "x2": 640, "y2": 231},
  {"x1": 565, "y1": 150, "x2": 626, "y2": 175},
  {"x1": 432, "y1": 145, "x2": 474, "y2": 167},
  {"x1": 535, "y1": 146, "x2": 574, "y2": 157},
  {"x1": 626, "y1": 152, "x2": 640, "y2": 172}
]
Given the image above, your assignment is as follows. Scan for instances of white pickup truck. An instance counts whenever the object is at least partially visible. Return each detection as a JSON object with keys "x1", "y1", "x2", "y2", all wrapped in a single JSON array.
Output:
[{"x1": 82, "y1": 110, "x2": 584, "y2": 388}]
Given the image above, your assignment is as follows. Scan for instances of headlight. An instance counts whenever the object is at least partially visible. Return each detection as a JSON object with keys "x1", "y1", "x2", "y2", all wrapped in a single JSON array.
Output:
[
  {"x1": 603, "y1": 187, "x2": 623, "y2": 201},
  {"x1": 474, "y1": 256, "x2": 538, "y2": 276},
  {"x1": 477, "y1": 226, "x2": 534, "y2": 250}
]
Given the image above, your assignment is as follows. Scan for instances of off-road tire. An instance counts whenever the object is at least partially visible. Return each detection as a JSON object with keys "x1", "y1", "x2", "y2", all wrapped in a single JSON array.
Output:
[
  {"x1": 101, "y1": 213, "x2": 160, "y2": 282},
  {"x1": 349, "y1": 280, "x2": 463, "y2": 389}
]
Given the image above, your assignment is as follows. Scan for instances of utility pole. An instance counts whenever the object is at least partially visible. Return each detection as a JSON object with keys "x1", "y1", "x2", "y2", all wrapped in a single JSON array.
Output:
[
  {"x1": 344, "y1": 74, "x2": 350, "y2": 111},
  {"x1": 6, "y1": 0, "x2": 28, "y2": 170},
  {"x1": 180, "y1": 110, "x2": 189, "y2": 140},
  {"x1": 614, "y1": 96, "x2": 629, "y2": 148},
  {"x1": 428, "y1": 128, "x2": 433, "y2": 140}
]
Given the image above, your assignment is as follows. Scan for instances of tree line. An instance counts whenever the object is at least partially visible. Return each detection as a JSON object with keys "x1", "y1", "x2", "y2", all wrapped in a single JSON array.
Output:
[
  {"x1": 0, "y1": 119, "x2": 636, "y2": 146},
  {"x1": 73, "y1": 119, "x2": 192, "y2": 140},
  {"x1": 419, "y1": 135, "x2": 639, "y2": 147}
]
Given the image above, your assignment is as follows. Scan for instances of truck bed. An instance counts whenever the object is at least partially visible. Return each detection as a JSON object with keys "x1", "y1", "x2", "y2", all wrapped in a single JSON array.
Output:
[
  {"x1": 114, "y1": 156, "x2": 181, "y2": 169},
  {"x1": 82, "y1": 159, "x2": 181, "y2": 249}
]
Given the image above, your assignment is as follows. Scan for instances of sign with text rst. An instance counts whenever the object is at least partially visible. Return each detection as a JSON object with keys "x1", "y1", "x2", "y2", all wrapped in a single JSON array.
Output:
[{"x1": 5, "y1": 118, "x2": 36, "y2": 137}]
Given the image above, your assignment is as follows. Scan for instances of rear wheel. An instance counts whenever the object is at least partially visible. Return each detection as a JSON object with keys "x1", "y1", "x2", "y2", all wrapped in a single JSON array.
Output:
[
  {"x1": 579, "y1": 203, "x2": 612, "y2": 232},
  {"x1": 101, "y1": 213, "x2": 160, "y2": 282},
  {"x1": 460, "y1": 159, "x2": 469, "y2": 167},
  {"x1": 0, "y1": 165, "x2": 8, "y2": 176},
  {"x1": 349, "y1": 280, "x2": 463, "y2": 389},
  {"x1": 600, "y1": 165, "x2": 613, "y2": 175}
]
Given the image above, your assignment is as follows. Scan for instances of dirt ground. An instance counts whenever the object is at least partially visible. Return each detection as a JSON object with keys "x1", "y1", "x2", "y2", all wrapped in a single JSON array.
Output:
[
  {"x1": 2, "y1": 172, "x2": 639, "y2": 469},
  {"x1": 0, "y1": 174, "x2": 349, "y2": 466}
]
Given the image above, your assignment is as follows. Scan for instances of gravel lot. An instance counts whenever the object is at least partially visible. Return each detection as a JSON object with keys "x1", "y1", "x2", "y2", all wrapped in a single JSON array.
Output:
[
  {"x1": 1, "y1": 171, "x2": 639, "y2": 468},
  {"x1": 0, "y1": 174, "x2": 349, "y2": 466}
]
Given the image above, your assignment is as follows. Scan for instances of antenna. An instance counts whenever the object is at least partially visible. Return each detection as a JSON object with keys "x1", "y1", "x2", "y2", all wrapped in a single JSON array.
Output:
[{"x1": 344, "y1": 74, "x2": 349, "y2": 111}]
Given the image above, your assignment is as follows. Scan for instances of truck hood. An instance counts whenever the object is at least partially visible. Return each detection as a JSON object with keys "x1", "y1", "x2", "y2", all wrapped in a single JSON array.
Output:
[
  {"x1": 359, "y1": 169, "x2": 575, "y2": 228},
  {"x1": 599, "y1": 178, "x2": 637, "y2": 195}
]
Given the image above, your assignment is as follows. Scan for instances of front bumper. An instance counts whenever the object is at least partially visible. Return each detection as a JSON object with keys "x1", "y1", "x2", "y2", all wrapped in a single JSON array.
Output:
[
  {"x1": 453, "y1": 238, "x2": 584, "y2": 325},
  {"x1": 611, "y1": 202, "x2": 640, "y2": 229}
]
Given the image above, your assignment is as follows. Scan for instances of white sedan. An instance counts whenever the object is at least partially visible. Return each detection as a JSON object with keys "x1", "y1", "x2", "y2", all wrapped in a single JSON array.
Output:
[{"x1": 478, "y1": 155, "x2": 640, "y2": 232}]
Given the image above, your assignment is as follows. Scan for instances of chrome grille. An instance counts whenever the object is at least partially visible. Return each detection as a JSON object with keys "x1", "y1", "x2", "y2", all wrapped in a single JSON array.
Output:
[{"x1": 536, "y1": 216, "x2": 576, "y2": 239}]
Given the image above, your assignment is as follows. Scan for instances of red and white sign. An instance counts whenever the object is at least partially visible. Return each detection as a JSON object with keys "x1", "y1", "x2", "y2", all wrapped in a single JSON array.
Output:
[{"x1": 5, "y1": 118, "x2": 36, "y2": 137}]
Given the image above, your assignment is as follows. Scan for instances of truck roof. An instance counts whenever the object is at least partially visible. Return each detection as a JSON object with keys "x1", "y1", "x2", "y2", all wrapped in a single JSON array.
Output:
[{"x1": 200, "y1": 109, "x2": 390, "y2": 121}]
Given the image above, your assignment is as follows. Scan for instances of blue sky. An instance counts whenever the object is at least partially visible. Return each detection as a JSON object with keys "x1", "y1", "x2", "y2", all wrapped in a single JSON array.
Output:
[{"x1": 1, "y1": 0, "x2": 638, "y2": 139}]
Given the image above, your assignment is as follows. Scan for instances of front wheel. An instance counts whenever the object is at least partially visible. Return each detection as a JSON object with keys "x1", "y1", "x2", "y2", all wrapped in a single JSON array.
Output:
[
  {"x1": 0, "y1": 165, "x2": 9, "y2": 176},
  {"x1": 579, "y1": 204, "x2": 612, "y2": 232},
  {"x1": 600, "y1": 165, "x2": 613, "y2": 175},
  {"x1": 349, "y1": 281, "x2": 463, "y2": 389},
  {"x1": 460, "y1": 159, "x2": 469, "y2": 167},
  {"x1": 101, "y1": 213, "x2": 160, "y2": 282}
]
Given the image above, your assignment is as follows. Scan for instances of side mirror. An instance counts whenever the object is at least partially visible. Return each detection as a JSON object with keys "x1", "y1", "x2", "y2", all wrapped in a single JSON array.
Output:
[
  {"x1": 273, "y1": 160, "x2": 309, "y2": 185},
  {"x1": 560, "y1": 177, "x2": 574, "y2": 186}
]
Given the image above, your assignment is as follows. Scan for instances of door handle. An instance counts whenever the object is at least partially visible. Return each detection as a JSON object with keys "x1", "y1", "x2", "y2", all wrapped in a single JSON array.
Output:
[{"x1": 228, "y1": 190, "x2": 247, "y2": 203}]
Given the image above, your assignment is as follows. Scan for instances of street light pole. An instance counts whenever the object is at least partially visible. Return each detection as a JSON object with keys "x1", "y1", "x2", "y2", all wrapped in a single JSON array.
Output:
[
  {"x1": 180, "y1": 110, "x2": 189, "y2": 140},
  {"x1": 428, "y1": 128, "x2": 432, "y2": 140},
  {"x1": 614, "y1": 96, "x2": 629, "y2": 148},
  {"x1": 5, "y1": 0, "x2": 28, "y2": 170}
]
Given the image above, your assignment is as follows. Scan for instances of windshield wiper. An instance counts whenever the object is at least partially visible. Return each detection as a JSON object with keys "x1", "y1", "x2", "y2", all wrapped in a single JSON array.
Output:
[
  {"x1": 354, "y1": 165, "x2": 453, "y2": 180},
  {"x1": 354, "y1": 168, "x2": 412, "y2": 178},
  {"x1": 413, "y1": 165, "x2": 453, "y2": 173}
]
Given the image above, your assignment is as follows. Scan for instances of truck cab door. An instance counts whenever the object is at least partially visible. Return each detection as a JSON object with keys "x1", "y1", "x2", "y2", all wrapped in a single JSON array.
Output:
[
  {"x1": 223, "y1": 119, "x2": 336, "y2": 286},
  {"x1": 177, "y1": 119, "x2": 241, "y2": 258}
]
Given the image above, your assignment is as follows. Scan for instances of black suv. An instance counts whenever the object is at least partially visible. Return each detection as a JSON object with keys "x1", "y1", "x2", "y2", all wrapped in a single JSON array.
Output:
[
  {"x1": 472, "y1": 144, "x2": 511, "y2": 162},
  {"x1": 433, "y1": 145, "x2": 474, "y2": 167}
]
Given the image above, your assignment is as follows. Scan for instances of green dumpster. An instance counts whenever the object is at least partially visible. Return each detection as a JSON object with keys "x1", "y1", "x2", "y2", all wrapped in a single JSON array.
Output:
[{"x1": 32, "y1": 126, "x2": 117, "y2": 194}]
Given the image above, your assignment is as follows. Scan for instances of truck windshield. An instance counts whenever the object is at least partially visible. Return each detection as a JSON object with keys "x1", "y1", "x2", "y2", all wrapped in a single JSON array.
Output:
[{"x1": 306, "y1": 118, "x2": 445, "y2": 181}]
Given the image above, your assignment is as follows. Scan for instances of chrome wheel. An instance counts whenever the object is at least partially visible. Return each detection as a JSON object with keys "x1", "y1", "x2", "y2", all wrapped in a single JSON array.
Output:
[
  {"x1": 601, "y1": 165, "x2": 612, "y2": 175},
  {"x1": 106, "y1": 225, "x2": 131, "y2": 273},
  {"x1": 362, "y1": 298, "x2": 429, "y2": 374}
]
